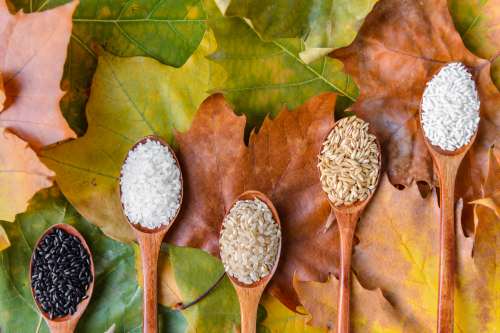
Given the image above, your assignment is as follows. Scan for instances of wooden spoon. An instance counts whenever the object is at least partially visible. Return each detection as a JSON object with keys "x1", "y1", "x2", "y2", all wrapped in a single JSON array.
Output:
[
  {"x1": 419, "y1": 90, "x2": 478, "y2": 333},
  {"x1": 320, "y1": 124, "x2": 382, "y2": 333},
  {"x1": 119, "y1": 135, "x2": 184, "y2": 333},
  {"x1": 29, "y1": 223, "x2": 95, "y2": 333},
  {"x1": 222, "y1": 191, "x2": 281, "y2": 333}
]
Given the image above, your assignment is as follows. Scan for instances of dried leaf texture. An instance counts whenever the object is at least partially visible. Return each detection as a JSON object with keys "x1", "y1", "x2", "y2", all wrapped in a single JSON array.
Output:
[
  {"x1": 0, "y1": 128, "x2": 54, "y2": 222},
  {"x1": 168, "y1": 93, "x2": 339, "y2": 309},
  {"x1": 0, "y1": 0, "x2": 77, "y2": 148},
  {"x1": 333, "y1": 0, "x2": 500, "y2": 230}
]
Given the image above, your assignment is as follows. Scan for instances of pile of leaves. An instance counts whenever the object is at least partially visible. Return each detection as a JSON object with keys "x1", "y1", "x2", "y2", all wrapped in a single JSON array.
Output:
[{"x1": 0, "y1": 0, "x2": 498, "y2": 331}]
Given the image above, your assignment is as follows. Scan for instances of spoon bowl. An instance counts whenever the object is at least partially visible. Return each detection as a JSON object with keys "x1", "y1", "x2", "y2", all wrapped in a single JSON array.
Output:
[
  {"x1": 418, "y1": 67, "x2": 479, "y2": 332},
  {"x1": 30, "y1": 223, "x2": 95, "y2": 333},
  {"x1": 320, "y1": 119, "x2": 382, "y2": 333},
  {"x1": 119, "y1": 134, "x2": 184, "y2": 333},
  {"x1": 222, "y1": 190, "x2": 281, "y2": 333}
]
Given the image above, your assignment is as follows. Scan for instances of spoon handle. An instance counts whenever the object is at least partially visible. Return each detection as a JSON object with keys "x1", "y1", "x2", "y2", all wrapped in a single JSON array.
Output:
[
  {"x1": 436, "y1": 162, "x2": 459, "y2": 333},
  {"x1": 137, "y1": 231, "x2": 165, "y2": 333},
  {"x1": 235, "y1": 285, "x2": 265, "y2": 333},
  {"x1": 335, "y1": 212, "x2": 359, "y2": 333},
  {"x1": 46, "y1": 319, "x2": 78, "y2": 333}
]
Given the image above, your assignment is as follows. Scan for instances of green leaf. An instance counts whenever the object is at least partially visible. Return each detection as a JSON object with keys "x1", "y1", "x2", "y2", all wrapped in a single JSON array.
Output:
[
  {"x1": 0, "y1": 187, "x2": 185, "y2": 332},
  {"x1": 449, "y1": 0, "x2": 500, "y2": 91},
  {"x1": 41, "y1": 31, "x2": 218, "y2": 242},
  {"x1": 10, "y1": 0, "x2": 207, "y2": 135},
  {"x1": 207, "y1": 0, "x2": 359, "y2": 128},
  {"x1": 213, "y1": 0, "x2": 379, "y2": 63},
  {"x1": 169, "y1": 245, "x2": 241, "y2": 332}
]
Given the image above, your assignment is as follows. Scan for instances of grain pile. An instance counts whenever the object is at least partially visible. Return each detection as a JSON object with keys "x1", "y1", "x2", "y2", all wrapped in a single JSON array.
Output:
[
  {"x1": 120, "y1": 139, "x2": 182, "y2": 229},
  {"x1": 219, "y1": 198, "x2": 281, "y2": 285},
  {"x1": 318, "y1": 116, "x2": 380, "y2": 206},
  {"x1": 31, "y1": 228, "x2": 92, "y2": 319},
  {"x1": 421, "y1": 62, "x2": 480, "y2": 151}
]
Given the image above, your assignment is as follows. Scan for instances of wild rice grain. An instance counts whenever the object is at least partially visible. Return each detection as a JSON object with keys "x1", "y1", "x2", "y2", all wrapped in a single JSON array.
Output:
[
  {"x1": 219, "y1": 199, "x2": 281, "y2": 285},
  {"x1": 318, "y1": 116, "x2": 381, "y2": 206},
  {"x1": 31, "y1": 227, "x2": 92, "y2": 319},
  {"x1": 120, "y1": 139, "x2": 182, "y2": 229},
  {"x1": 421, "y1": 62, "x2": 480, "y2": 151}
]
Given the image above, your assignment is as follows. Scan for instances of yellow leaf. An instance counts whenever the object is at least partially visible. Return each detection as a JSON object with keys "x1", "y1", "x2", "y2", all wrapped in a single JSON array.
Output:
[
  {"x1": 293, "y1": 273, "x2": 402, "y2": 332},
  {"x1": 0, "y1": 225, "x2": 10, "y2": 251},
  {"x1": 260, "y1": 293, "x2": 326, "y2": 333}
]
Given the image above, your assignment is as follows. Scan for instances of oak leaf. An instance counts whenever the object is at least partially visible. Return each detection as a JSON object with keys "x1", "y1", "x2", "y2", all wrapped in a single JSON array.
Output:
[
  {"x1": 0, "y1": 0, "x2": 77, "y2": 148},
  {"x1": 332, "y1": 0, "x2": 500, "y2": 231},
  {"x1": 167, "y1": 93, "x2": 340, "y2": 309}
]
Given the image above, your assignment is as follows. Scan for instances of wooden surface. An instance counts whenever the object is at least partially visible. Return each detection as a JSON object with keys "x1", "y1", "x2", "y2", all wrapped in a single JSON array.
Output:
[
  {"x1": 225, "y1": 191, "x2": 282, "y2": 333},
  {"x1": 30, "y1": 223, "x2": 95, "y2": 333},
  {"x1": 427, "y1": 147, "x2": 468, "y2": 333},
  {"x1": 134, "y1": 229, "x2": 168, "y2": 333}
]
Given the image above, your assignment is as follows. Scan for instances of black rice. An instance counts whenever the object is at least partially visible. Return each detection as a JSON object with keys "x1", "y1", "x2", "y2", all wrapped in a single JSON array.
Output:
[{"x1": 31, "y1": 227, "x2": 92, "y2": 319}]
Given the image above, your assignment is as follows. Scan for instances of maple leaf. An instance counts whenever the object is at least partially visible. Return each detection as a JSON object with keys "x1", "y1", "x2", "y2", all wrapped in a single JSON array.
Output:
[
  {"x1": 0, "y1": 0, "x2": 77, "y2": 148},
  {"x1": 167, "y1": 93, "x2": 339, "y2": 309},
  {"x1": 332, "y1": 0, "x2": 500, "y2": 232},
  {"x1": 0, "y1": 128, "x2": 53, "y2": 223}
]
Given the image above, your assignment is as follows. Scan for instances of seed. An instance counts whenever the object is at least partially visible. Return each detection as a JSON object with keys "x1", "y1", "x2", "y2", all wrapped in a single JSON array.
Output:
[
  {"x1": 120, "y1": 139, "x2": 182, "y2": 229},
  {"x1": 31, "y1": 227, "x2": 92, "y2": 319},
  {"x1": 421, "y1": 62, "x2": 480, "y2": 151},
  {"x1": 219, "y1": 199, "x2": 281, "y2": 285},
  {"x1": 318, "y1": 116, "x2": 381, "y2": 206}
]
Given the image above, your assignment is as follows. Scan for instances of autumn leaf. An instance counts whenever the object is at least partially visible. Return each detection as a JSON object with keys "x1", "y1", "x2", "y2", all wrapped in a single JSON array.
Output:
[
  {"x1": 41, "y1": 31, "x2": 219, "y2": 242},
  {"x1": 332, "y1": 0, "x2": 500, "y2": 231},
  {"x1": 0, "y1": 187, "x2": 184, "y2": 332},
  {"x1": 293, "y1": 273, "x2": 403, "y2": 332},
  {"x1": 329, "y1": 149, "x2": 498, "y2": 333},
  {"x1": 10, "y1": 0, "x2": 208, "y2": 135},
  {"x1": 206, "y1": 0, "x2": 358, "y2": 128},
  {"x1": 260, "y1": 293, "x2": 325, "y2": 332},
  {"x1": 0, "y1": 225, "x2": 9, "y2": 251},
  {"x1": 0, "y1": 0, "x2": 77, "y2": 148},
  {"x1": 0, "y1": 128, "x2": 54, "y2": 223},
  {"x1": 213, "y1": 0, "x2": 379, "y2": 63},
  {"x1": 166, "y1": 92, "x2": 339, "y2": 309},
  {"x1": 449, "y1": 0, "x2": 500, "y2": 91}
]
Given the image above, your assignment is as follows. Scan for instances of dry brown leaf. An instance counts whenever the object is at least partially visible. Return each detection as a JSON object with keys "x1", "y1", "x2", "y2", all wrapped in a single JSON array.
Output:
[
  {"x1": 0, "y1": 0, "x2": 77, "y2": 148},
  {"x1": 0, "y1": 128, "x2": 54, "y2": 222},
  {"x1": 332, "y1": 0, "x2": 500, "y2": 230},
  {"x1": 168, "y1": 93, "x2": 340, "y2": 309},
  {"x1": 293, "y1": 273, "x2": 403, "y2": 332}
]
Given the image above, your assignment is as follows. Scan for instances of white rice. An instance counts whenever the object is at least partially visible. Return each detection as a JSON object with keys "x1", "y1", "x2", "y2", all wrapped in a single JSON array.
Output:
[
  {"x1": 421, "y1": 62, "x2": 480, "y2": 151},
  {"x1": 120, "y1": 139, "x2": 182, "y2": 229}
]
